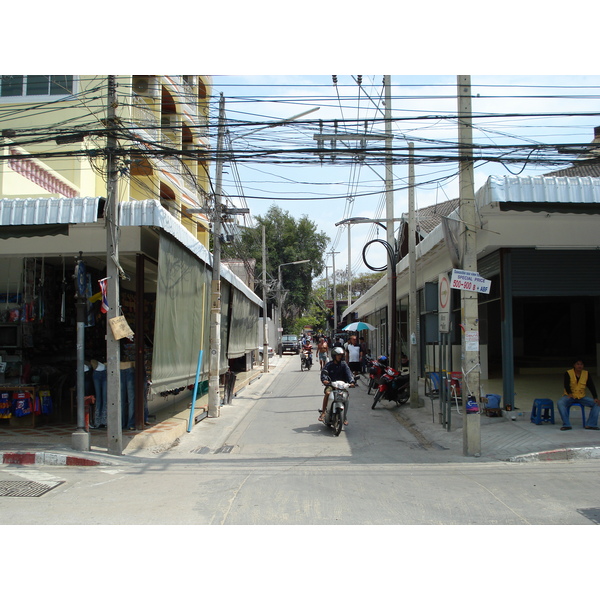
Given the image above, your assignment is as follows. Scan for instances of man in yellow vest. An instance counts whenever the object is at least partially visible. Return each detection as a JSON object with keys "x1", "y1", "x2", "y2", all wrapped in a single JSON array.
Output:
[{"x1": 557, "y1": 358, "x2": 600, "y2": 431}]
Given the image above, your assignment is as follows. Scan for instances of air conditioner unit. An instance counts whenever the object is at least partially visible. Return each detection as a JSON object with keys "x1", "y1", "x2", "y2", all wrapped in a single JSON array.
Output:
[{"x1": 132, "y1": 76, "x2": 158, "y2": 97}]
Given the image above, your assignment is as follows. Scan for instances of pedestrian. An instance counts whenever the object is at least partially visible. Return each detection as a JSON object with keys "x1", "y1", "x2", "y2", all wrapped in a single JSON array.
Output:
[
  {"x1": 344, "y1": 335, "x2": 362, "y2": 375},
  {"x1": 317, "y1": 337, "x2": 329, "y2": 369},
  {"x1": 557, "y1": 358, "x2": 600, "y2": 431},
  {"x1": 358, "y1": 336, "x2": 368, "y2": 373}
]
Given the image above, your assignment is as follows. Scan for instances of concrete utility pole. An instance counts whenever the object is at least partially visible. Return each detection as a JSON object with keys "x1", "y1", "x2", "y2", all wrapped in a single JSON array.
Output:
[
  {"x1": 347, "y1": 224, "x2": 352, "y2": 307},
  {"x1": 262, "y1": 225, "x2": 269, "y2": 373},
  {"x1": 72, "y1": 253, "x2": 89, "y2": 452},
  {"x1": 408, "y1": 142, "x2": 419, "y2": 408},
  {"x1": 105, "y1": 75, "x2": 123, "y2": 455},
  {"x1": 208, "y1": 93, "x2": 226, "y2": 418},
  {"x1": 327, "y1": 251, "x2": 339, "y2": 331},
  {"x1": 383, "y1": 76, "x2": 398, "y2": 368},
  {"x1": 457, "y1": 75, "x2": 481, "y2": 456}
]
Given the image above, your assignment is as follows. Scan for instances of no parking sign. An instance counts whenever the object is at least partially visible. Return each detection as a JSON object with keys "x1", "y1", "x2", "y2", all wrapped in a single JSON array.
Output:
[{"x1": 438, "y1": 273, "x2": 450, "y2": 333}]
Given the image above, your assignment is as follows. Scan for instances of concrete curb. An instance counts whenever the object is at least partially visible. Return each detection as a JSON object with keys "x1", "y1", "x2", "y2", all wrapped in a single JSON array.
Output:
[
  {"x1": 509, "y1": 445, "x2": 600, "y2": 462},
  {"x1": 1, "y1": 450, "x2": 109, "y2": 467}
]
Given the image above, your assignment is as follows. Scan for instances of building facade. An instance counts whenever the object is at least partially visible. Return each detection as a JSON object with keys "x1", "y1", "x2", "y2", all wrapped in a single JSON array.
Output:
[
  {"x1": 343, "y1": 174, "x2": 600, "y2": 406},
  {"x1": 0, "y1": 75, "x2": 260, "y2": 431}
]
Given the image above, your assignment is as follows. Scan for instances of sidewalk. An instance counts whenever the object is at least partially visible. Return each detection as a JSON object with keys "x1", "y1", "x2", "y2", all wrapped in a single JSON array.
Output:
[
  {"x1": 0, "y1": 358, "x2": 272, "y2": 466},
  {"x1": 398, "y1": 386, "x2": 600, "y2": 462},
  {"x1": 2, "y1": 357, "x2": 600, "y2": 464}
]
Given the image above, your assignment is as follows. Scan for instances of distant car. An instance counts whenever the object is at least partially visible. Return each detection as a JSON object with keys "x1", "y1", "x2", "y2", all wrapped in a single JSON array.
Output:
[
  {"x1": 258, "y1": 346, "x2": 274, "y2": 362},
  {"x1": 281, "y1": 335, "x2": 300, "y2": 354}
]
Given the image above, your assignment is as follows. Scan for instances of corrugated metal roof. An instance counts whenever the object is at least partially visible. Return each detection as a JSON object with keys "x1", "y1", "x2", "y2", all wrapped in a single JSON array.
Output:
[
  {"x1": 0, "y1": 197, "x2": 101, "y2": 225},
  {"x1": 0, "y1": 197, "x2": 261, "y2": 306},
  {"x1": 477, "y1": 175, "x2": 600, "y2": 207}
]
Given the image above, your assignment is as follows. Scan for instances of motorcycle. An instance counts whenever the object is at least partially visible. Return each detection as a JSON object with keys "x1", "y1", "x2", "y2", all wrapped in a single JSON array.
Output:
[
  {"x1": 367, "y1": 355, "x2": 388, "y2": 395},
  {"x1": 371, "y1": 365, "x2": 409, "y2": 409},
  {"x1": 300, "y1": 346, "x2": 313, "y2": 371},
  {"x1": 319, "y1": 378, "x2": 358, "y2": 436}
]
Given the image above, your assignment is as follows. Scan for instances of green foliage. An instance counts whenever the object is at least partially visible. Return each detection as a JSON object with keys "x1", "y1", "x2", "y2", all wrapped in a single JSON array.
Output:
[{"x1": 222, "y1": 205, "x2": 329, "y2": 330}]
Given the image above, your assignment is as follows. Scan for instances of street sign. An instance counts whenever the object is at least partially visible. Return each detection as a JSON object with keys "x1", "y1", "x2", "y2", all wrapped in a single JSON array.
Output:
[
  {"x1": 325, "y1": 299, "x2": 334, "y2": 309},
  {"x1": 450, "y1": 269, "x2": 491, "y2": 294},
  {"x1": 438, "y1": 273, "x2": 450, "y2": 333}
]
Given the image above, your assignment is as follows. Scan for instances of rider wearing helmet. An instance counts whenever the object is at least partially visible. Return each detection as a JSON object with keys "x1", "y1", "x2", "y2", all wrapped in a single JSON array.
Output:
[{"x1": 319, "y1": 346, "x2": 355, "y2": 424}]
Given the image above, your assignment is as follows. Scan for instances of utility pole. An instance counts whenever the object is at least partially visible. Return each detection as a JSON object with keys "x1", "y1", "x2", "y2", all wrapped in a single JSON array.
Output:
[
  {"x1": 384, "y1": 75, "x2": 397, "y2": 368},
  {"x1": 328, "y1": 251, "x2": 339, "y2": 332},
  {"x1": 408, "y1": 142, "x2": 420, "y2": 408},
  {"x1": 208, "y1": 93, "x2": 226, "y2": 418},
  {"x1": 72, "y1": 253, "x2": 89, "y2": 452},
  {"x1": 347, "y1": 224, "x2": 352, "y2": 307},
  {"x1": 457, "y1": 75, "x2": 481, "y2": 456},
  {"x1": 262, "y1": 225, "x2": 269, "y2": 373},
  {"x1": 105, "y1": 75, "x2": 123, "y2": 455}
]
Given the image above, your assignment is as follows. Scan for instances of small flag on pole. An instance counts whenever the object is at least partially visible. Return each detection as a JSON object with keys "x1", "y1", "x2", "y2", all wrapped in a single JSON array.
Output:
[{"x1": 98, "y1": 278, "x2": 109, "y2": 313}]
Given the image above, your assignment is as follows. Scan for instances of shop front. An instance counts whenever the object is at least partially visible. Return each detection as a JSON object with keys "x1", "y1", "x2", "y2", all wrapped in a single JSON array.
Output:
[{"x1": 0, "y1": 198, "x2": 260, "y2": 435}]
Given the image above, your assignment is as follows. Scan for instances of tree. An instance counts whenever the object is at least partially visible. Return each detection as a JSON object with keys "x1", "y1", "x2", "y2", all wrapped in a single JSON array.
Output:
[{"x1": 222, "y1": 205, "x2": 329, "y2": 330}]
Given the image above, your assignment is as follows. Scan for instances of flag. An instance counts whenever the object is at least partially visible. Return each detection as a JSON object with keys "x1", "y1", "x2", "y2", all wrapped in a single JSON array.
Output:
[{"x1": 98, "y1": 278, "x2": 109, "y2": 313}]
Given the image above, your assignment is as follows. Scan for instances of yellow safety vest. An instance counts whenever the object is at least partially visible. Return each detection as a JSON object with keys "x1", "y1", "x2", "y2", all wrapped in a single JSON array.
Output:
[{"x1": 565, "y1": 369, "x2": 588, "y2": 399}]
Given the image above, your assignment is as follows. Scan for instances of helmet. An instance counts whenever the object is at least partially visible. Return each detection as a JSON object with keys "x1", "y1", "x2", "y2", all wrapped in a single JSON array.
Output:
[
  {"x1": 332, "y1": 347, "x2": 344, "y2": 358},
  {"x1": 378, "y1": 355, "x2": 388, "y2": 365}
]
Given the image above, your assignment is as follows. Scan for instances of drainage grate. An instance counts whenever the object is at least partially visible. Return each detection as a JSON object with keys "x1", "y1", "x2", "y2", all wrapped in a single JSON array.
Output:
[{"x1": 0, "y1": 480, "x2": 63, "y2": 498}]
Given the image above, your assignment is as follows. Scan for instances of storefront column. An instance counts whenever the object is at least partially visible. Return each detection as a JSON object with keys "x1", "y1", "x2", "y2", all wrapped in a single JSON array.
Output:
[{"x1": 500, "y1": 249, "x2": 515, "y2": 409}]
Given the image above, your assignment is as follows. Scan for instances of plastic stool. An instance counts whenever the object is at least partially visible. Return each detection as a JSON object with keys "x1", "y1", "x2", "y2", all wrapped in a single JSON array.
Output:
[
  {"x1": 530, "y1": 398, "x2": 555, "y2": 425},
  {"x1": 570, "y1": 402, "x2": 587, "y2": 428}
]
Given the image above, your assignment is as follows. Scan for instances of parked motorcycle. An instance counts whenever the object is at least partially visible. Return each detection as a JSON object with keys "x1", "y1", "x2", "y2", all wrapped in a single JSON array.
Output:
[
  {"x1": 367, "y1": 355, "x2": 388, "y2": 395},
  {"x1": 371, "y1": 365, "x2": 409, "y2": 409},
  {"x1": 300, "y1": 347, "x2": 313, "y2": 371},
  {"x1": 319, "y1": 378, "x2": 358, "y2": 436}
]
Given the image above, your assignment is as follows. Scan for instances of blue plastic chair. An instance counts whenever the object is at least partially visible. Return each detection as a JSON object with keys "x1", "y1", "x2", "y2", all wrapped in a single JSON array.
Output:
[{"x1": 530, "y1": 398, "x2": 555, "y2": 425}]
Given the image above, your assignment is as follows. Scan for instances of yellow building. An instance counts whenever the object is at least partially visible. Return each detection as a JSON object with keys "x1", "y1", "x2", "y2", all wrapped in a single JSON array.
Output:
[
  {"x1": 0, "y1": 75, "x2": 260, "y2": 439},
  {"x1": 0, "y1": 75, "x2": 212, "y2": 245}
]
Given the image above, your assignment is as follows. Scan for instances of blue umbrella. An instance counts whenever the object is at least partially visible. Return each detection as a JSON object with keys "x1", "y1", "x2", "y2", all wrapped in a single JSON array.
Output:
[{"x1": 342, "y1": 321, "x2": 376, "y2": 332}]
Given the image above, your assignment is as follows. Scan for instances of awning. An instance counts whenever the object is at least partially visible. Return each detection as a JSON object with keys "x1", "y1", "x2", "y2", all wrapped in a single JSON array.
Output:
[
  {"x1": 0, "y1": 197, "x2": 261, "y2": 307},
  {"x1": 119, "y1": 199, "x2": 262, "y2": 306},
  {"x1": 0, "y1": 197, "x2": 103, "y2": 226}
]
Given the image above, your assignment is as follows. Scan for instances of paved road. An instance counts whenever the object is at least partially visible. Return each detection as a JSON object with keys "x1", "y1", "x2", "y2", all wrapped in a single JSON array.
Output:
[{"x1": 2, "y1": 355, "x2": 600, "y2": 525}]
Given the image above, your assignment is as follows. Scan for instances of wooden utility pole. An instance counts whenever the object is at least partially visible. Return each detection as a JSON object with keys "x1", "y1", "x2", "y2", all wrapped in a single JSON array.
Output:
[{"x1": 457, "y1": 75, "x2": 481, "y2": 456}]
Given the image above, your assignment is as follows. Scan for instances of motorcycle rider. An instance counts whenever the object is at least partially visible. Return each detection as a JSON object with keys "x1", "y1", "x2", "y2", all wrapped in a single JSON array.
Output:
[
  {"x1": 302, "y1": 337, "x2": 313, "y2": 367},
  {"x1": 319, "y1": 347, "x2": 355, "y2": 425}
]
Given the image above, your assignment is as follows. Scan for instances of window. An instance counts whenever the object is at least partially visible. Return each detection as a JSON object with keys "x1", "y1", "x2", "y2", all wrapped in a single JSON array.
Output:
[{"x1": 1, "y1": 75, "x2": 74, "y2": 98}]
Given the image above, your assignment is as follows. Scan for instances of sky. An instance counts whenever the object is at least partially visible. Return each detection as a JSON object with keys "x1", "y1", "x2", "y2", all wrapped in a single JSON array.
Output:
[
  {"x1": 208, "y1": 74, "x2": 600, "y2": 280},
  {"x1": 12, "y1": 3, "x2": 600, "y2": 282}
]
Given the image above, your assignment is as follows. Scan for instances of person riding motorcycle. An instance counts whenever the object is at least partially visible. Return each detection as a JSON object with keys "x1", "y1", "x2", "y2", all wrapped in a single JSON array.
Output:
[
  {"x1": 319, "y1": 347, "x2": 356, "y2": 425},
  {"x1": 302, "y1": 338, "x2": 313, "y2": 367}
]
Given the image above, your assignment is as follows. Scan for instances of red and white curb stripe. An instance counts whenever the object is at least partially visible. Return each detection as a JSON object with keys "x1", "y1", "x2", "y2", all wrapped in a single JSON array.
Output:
[
  {"x1": 510, "y1": 446, "x2": 600, "y2": 462},
  {"x1": 1, "y1": 451, "x2": 102, "y2": 466}
]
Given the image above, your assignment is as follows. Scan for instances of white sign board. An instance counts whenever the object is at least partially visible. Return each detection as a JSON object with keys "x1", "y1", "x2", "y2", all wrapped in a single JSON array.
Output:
[
  {"x1": 450, "y1": 269, "x2": 491, "y2": 294},
  {"x1": 438, "y1": 273, "x2": 451, "y2": 333}
]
